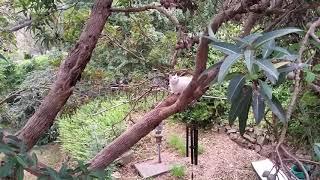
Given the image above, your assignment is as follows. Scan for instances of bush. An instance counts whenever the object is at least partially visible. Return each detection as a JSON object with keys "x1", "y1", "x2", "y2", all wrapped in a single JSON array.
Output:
[
  {"x1": 288, "y1": 90, "x2": 320, "y2": 147},
  {"x1": 58, "y1": 98, "x2": 129, "y2": 161},
  {"x1": 173, "y1": 84, "x2": 228, "y2": 127}
]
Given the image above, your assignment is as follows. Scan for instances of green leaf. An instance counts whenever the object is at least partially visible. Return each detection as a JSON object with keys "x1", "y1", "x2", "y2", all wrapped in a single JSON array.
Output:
[
  {"x1": 17, "y1": 166, "x2": 24, "y2": 180},
  {"x1": 0, "y1": 54, "x2": 7, "y2": 61},
  {"x1": 244, "y1": 49, "x2": 254, "y2": 73},
  {"x1": 259, "y1": 80, "x2": 272, "y2": 100},
  {"x1": 31, "y1": 152, "x2": 38, "y2": 166},
  {"x1": 218, "y1": 54, "x2": 242, "y2": 82},
  {"x1": 252, "y1": 89, "x2": 265, "y2": 124},
  {"x1": 254, "y1": 60, "x2": 279, "y2": 80},
  {"x1": 211, "y1": 41, "x2": 241, "y2": 55},
  {"x1": 228, "y1": 86, "x2": 252, "y2": 127},
  {"x1": 0, "y1": 160, "x2": 13, "y2": 177},
  {"x1": 305, "y1": 71, "x2": 316, "y2": 83},
  {"x1": 254, "y1": 28, "x2": 303, "y2": 47},
  {"x1": 238, "y1": 86, "x2": 253, "y2": 135},
  {"x1": 264, "y1": 71, "x2": 277, "y2": 84},
  {"x1": 313, "y1": 64, "x2": 320, "y2": 72},
  {"x1": 227, "y1": 75, "x2": 246, "y2": 103},
  {"x1": 314, "y1": 143, "x2": 320, "y2": 159},
  {"x1": 266, "y1": 95, "x2": 286, "y2": 123},
  {"x1": 89, "y1": 170, "x2": 106, "y2": 179},
  {"x1": 16, "y1": 155, "x2": 28, "y2": 168},
  {"x1": 237, "y1": 33, "x2": 263, "y2": 48},
  {"x1": 0, "y1": 143, "x2": 15, "y2": 154},
  {"x1": 262, "y1": 39, "x2": 275, "y2": 59}
]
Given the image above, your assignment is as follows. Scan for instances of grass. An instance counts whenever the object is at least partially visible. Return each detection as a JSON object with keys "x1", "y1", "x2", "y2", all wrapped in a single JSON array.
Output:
[
  {"x1": 170, "y1": 164, "x2": 186, "y2": 178},
  {"x1": 167, "y1": 134, "x2": 204, "y2": 156}
]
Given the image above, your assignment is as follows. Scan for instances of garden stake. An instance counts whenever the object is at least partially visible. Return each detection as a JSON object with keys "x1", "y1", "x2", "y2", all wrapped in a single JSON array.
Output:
[{"x1": 186, "y1": 125, "x2": 189, "y2": 157}]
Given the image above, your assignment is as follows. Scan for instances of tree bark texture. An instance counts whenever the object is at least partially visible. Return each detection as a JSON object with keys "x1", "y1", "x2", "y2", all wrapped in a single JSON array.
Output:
[{"x1": 15, "y1": 0, "x2": 113, "y2": 150}]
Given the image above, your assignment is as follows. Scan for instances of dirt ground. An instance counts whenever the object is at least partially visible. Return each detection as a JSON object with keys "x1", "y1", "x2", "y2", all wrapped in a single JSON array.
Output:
[
  {"x1": 118, "y1": 120, "x2": 263, "y2": 180},
  {"x1": 24, "y1": 120, "x2": 263, "y2": 180}
]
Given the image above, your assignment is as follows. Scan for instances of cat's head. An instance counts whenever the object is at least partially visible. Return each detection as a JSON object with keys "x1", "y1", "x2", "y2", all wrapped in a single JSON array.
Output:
[{"x1": 169, "y1": 74, "x2": 179, "y2": 84}]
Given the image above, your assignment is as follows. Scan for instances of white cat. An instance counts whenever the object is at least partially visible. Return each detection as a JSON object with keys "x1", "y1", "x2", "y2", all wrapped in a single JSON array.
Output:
[{"x1": 169, "y1": 74, "x2": 193, "y2": 94}]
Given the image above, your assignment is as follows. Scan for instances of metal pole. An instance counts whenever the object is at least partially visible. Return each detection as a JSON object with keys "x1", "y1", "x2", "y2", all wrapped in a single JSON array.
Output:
[
  {"x1": 186, "y1": 125, "x2": 189, "y2": 157},
  {"x1": 190, "y1": 125, "x2": 194, "y2": 164},
  {"x1": 194, "y1": 125, "x2": 198, "y2": 165}
]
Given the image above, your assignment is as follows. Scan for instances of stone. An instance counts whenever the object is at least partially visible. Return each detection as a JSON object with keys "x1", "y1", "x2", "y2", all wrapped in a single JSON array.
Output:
[
  {"x1": 229, "y1": 133, "x2": 239, "y2": 140},
  {"x1": 257, "y1": 136, "x2": 267, "y2": 145},
  {"x1": 243, "y1": 133, "x2": 257, "y2": 144},
  {"x1": 112, "y1": 171, "x2": 121, "y2": 179},
  {"x1": 227, "y1": 128, "x2": 237, "y2": 134},
  {"x1": 254, "y1": 145, "x2": 262, "y2": 153},
  {"x1": 254, "y1": 127, "x2": 264, "y2": 136},
  {"x1": 218, "y1": 127, "x2": 226, "y2": 134},
  {"x1": 269, "y1": 135, "x2": 276, "y2": 142},
  {"x1": 134, "y1": 161, "x2": 171, "y2": 178},
  {"x1": 115, "y1": 150, "x2": 134, "y2": 166}
]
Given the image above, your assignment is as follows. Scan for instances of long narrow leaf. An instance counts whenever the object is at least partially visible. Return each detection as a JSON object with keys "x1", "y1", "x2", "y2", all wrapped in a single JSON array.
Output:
[
  {"x1": 218, "y1": 54, "x2": 242, "y2": 82},
  {"x1": 266, "y1": 95, "x2": 287, "y2": 123},
  {"x1": 262, "y1": 39, "x2": 275, "y2": 58},
  {"x1": 254, "y1": 60, "x2": 279, "y2": 81},
  {"x1": 314, "y1": 143, "x2": 320, "y2": 159},
  {"x1": 259, "y1": 80, "x2": 272, "y2": 100},
  {"x1": 238, "y1": 86, "x2": 252, "y2": 135},
  {"x1": 252, "y1": 89, "x2": 265, "y2": 124},
  {"x1": 244, "y1": 49, "x2": 254, "y2": 73},
  {"x1": 227, "y1": 75, "x2": 246, "y2": 103},
  {"x1": 211, "y1": 41, "x2": 241, "y2": 55},
  {"x1": 254, "y1": 28, "x2": 303, "y2": 47}
]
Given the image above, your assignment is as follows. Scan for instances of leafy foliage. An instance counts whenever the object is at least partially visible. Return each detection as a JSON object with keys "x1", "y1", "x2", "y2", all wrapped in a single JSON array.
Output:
[
  {"x1": 206, "y1": 27, "x2": 304, "y2": 135},
  {"x1": 58, "y1": 98, "x2": 129, "y2": 161},
  {"x1": 0, "y1": 131, "x2": 109, "y2": 179}
]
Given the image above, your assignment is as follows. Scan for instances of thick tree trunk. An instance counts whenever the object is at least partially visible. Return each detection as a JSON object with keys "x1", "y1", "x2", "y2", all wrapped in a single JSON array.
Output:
[{"x1": 15, "y1": 0, "x2": 113, "y2": 150}]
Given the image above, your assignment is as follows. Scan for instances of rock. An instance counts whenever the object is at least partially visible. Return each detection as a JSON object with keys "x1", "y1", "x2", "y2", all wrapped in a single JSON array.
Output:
[
  {"x1": 243, "y1": 133, "x2": 257, "y2": 144},
  {"x1": 266, "y1": 135, "x2": 270, "y2": 140},
  {"x1": 254, "y1": 145, "x2": 262, "y2": 153},
  {"x1": 218, "y1": 127, "x2": 226, "y2": 134},
  {"x1": 230, "y1": 133, "x2": 239, "y2": 140},
  {"x1": 225, "y1": 125, "x2": 231, "y2": 131},
  {"x1": 227, "y1": 128, "x2": 237, "y2": 134},
  {"x1": 257, "y1": 136, "x2": 267, "y2": 145},
  {"x1": 269, "y1": 135, "x2": 276, "y2": 142},
  {"x1": 248, "y1": 143, "x2": 254, "y2": 149},
  {"x1": 112, "y1": 171, "x2": 121, "y2": 179},
  {"x1": 115, "y1": 150, "x2": 134, "y2": 166},
  {"x1": 254, "y1": 127, "x2": 264, "y2": 136},
  {"x1": 248, "y1": 127, "x2": 254, "y2": 132}
]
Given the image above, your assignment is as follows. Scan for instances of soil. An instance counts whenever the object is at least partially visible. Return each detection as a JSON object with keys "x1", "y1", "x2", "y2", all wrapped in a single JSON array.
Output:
[
  {"x1": 24, "y1": 119, "x2": 264, "y2": 180},
  {"x1": 118, "y1": 120, "x2": 263, "y2": 180}
]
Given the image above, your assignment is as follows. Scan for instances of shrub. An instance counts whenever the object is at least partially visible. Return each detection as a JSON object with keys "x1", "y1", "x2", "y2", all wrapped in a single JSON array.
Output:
[
  {"x1": 170, "y1": 165, "x2": 186, "y2": 178},
  {"x1": 288, "y1": 90, "x2": 320, "y2": 147},
  {"x1": 173, "y1": 84, "x2": 228, "y2": 127},
  {"x1": 58, "y1": 98, "x2": 129, "y2": 161}
]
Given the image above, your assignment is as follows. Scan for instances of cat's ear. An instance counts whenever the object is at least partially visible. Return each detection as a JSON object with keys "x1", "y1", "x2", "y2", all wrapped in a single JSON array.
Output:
[{"x1": 175, "y1": 73, "x2": 178, "y2": 77}]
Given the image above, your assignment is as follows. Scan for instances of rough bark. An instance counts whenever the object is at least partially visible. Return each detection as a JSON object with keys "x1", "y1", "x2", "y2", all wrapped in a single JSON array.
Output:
[{"x1": 15, "y1": 0, "x2": 113, "y2": 150}]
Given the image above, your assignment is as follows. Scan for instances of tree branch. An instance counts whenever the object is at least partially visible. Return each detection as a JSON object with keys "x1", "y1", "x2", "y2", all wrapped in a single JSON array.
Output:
[
  {"x1": 88, "y1": 0, "x2": 271, "y2": 170},
  {"x1": 276, "y1": 17, "x2": 320, "y2": 180}
]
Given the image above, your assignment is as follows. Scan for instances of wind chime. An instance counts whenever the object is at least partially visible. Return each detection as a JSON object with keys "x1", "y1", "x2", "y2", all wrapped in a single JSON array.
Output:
[{"x1": 186, "y1": 122, "x2": 198, "y2": 179}]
